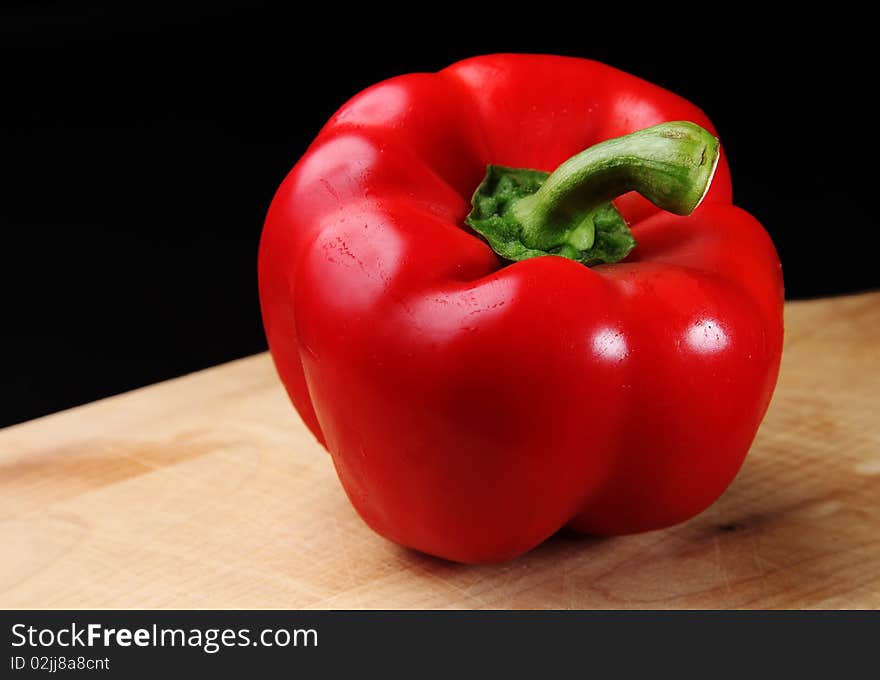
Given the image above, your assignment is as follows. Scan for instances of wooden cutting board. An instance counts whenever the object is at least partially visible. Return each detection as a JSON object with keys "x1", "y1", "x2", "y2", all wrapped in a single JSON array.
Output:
[{"x1": 2, "y1": 293, "x2": 879, "y2": 609}]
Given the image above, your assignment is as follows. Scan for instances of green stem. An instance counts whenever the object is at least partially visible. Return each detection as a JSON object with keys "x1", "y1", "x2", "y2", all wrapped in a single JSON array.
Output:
[{"x1": 465, "y1": 121, "x2": 720, "y2": 266}]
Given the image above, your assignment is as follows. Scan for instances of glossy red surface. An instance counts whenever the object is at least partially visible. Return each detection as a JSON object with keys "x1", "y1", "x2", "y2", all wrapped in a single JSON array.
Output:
[{"x1": 258, "y1": 55, "x2": 784, "y2": 563}]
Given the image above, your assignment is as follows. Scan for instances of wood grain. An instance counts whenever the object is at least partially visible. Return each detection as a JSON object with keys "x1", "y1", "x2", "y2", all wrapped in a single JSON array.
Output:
[{"x1": 2, "y1": 293, "x2": 879, "y2": 609}]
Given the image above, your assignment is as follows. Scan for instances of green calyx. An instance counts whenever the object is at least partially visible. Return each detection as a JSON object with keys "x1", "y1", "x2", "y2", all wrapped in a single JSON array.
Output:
[
  {"x1": 465, "y1": 121, "x2": 720, "y2": 267},
  {"x1": 466, "y1": 166, "x2": 636, "y2": 265}
]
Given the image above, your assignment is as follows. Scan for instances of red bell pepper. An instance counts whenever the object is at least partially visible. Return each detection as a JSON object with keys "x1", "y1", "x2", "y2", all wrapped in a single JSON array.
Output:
[{"x1": 258, "y1": 54, "x2": 784, "y2": 563}]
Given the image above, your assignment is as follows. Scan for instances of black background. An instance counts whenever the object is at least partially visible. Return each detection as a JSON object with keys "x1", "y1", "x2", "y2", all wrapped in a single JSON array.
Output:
[{"x1": 2, "y1": 6, "x2": 875, "y2": 427}]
